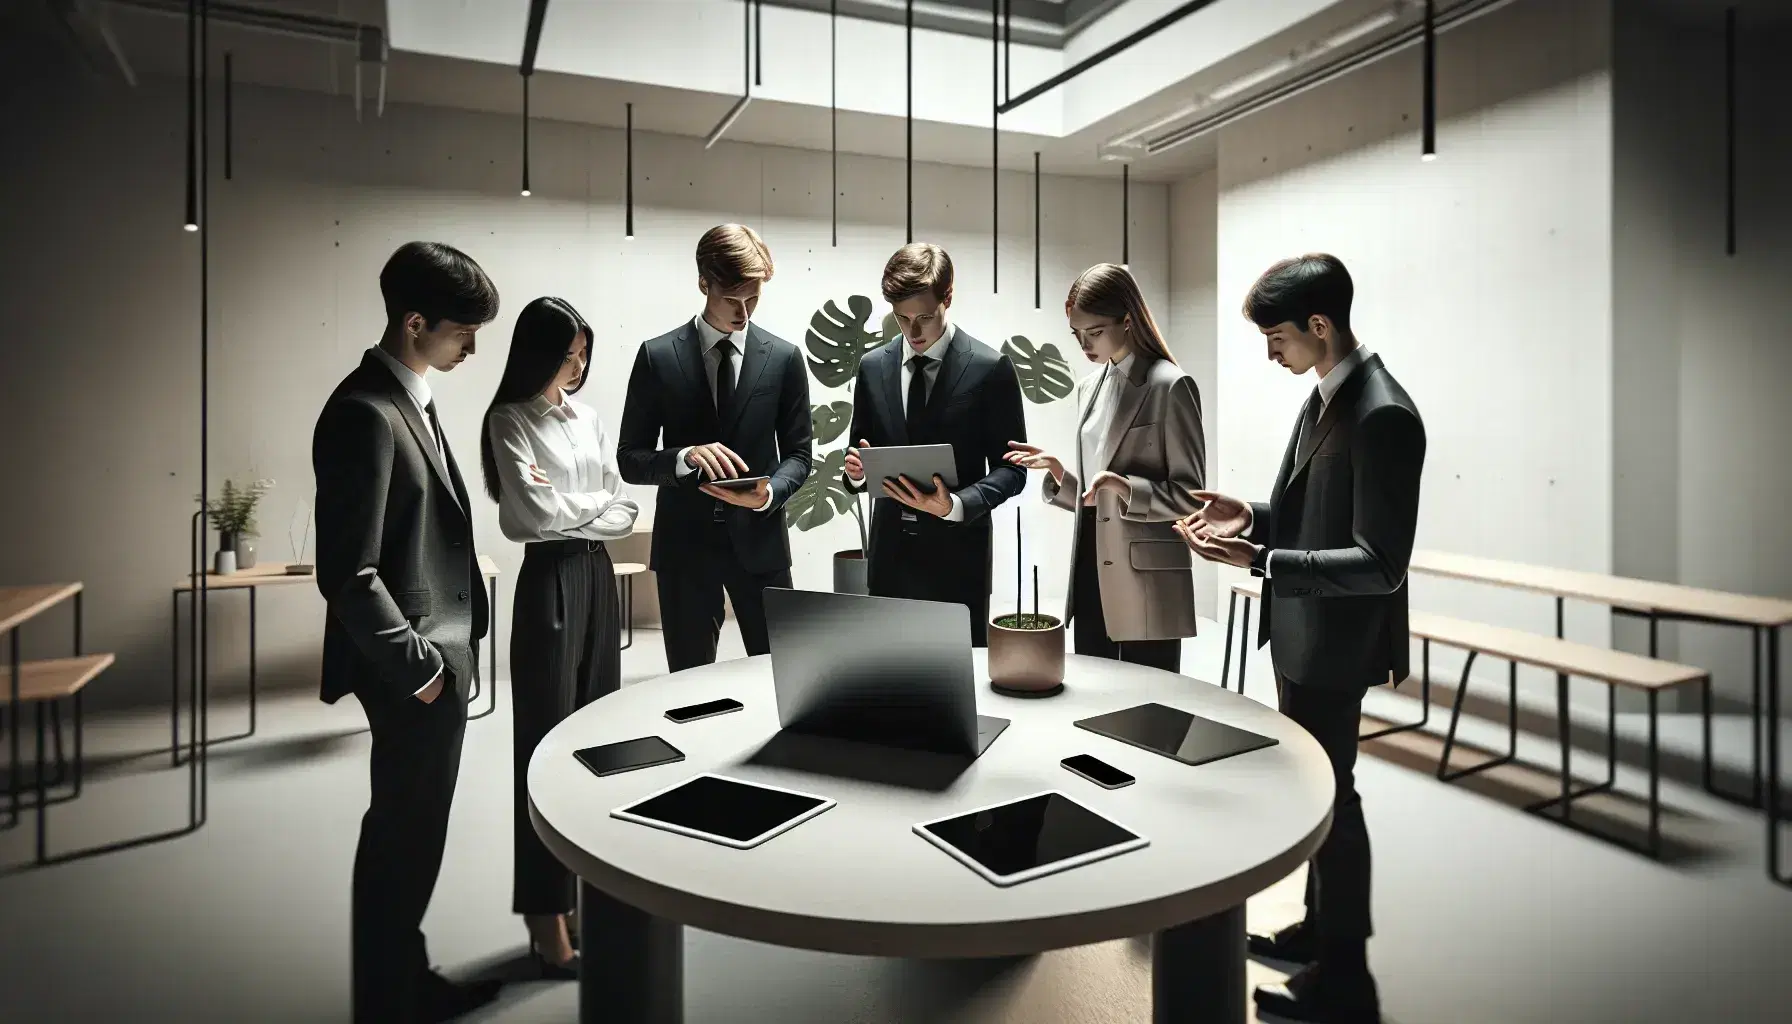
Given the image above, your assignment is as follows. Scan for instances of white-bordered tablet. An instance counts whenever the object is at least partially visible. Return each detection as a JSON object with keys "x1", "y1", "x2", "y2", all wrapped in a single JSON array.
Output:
[
  {"x1": 610, "y1": 772, "x2": 836, "y2": 850},
  {"x1": 912, "y1": 790, "x2": 1149, "y2": 887}
]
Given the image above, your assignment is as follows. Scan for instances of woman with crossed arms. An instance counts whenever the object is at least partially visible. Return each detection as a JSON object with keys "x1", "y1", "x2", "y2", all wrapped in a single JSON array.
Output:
[
  {"x1": 1006, "y1": 263, "x2": 1207, "y2": 672},
  {"x1": 481, "y1": 296, "x2": 640, "y2": 978}
]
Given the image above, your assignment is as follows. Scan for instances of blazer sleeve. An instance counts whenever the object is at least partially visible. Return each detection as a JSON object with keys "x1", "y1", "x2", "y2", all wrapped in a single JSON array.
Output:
[
  {"x1": 762, "y1": 345, "x2": 814, "y2": 514},
  {"x1": 1121, "y1": 374, "x2": 1206, "y2": 523},
  {"x1": 954, "y1": 355, "x2": 1028, "y2": 523},
  {"x1": 312, "y1": 398, "x2": 444, "y2": 697},
  {"x1": 1246, "y1": 502, "x2": 1276, "y2": 545},
  {"x1": 1266, "y1": 405, "x2": 1426, "y2": 598},
  {"x1": 617, "y1": 345, "x2": 685, "y2": 487}
]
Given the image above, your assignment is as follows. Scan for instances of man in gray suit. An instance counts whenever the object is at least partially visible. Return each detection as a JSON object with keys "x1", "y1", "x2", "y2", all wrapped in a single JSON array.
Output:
[
  {"x1": 313, "y1": 241, "x2": 501, "y2": 1023},
  {"x1": 1179, "y1": 253, "x2": 1424, "y2": 1024}
]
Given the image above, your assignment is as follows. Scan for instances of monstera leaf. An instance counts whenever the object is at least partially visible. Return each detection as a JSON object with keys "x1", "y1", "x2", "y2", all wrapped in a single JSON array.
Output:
[
  {"x1": 1002, "y1": 335, "x2": 1076, "y2": 404},
  {"x1": 811, "y1": 400, "x2": 853, "y2": 445},
  {"x1": 785, "y1": 447, "x2": 855, "y2": 532},
  {"x1": 805, "y1": 295, "x2": 891, "y2": 388}
]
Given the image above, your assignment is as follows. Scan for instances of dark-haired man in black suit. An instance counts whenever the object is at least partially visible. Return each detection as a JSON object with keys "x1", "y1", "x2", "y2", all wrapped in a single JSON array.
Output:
[
  {"x1": 843, "y1": 243, "x2": 1027, "y2": 645},
  {"x1": 313, "y1": 241, "x2": 502, "y2": 1023},
  {"x1": 1178, "y1": 252, "x2": 1424, "y2": 1024},
  {"x1": 618, "y1": 223, "x2": 813, "y2": 670}
]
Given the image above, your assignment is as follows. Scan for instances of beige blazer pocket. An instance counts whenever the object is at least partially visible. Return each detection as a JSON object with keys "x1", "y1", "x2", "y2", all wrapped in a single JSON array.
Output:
[{"x1": 1128, "y1": 540, "x2": 1191, "y2": 571}]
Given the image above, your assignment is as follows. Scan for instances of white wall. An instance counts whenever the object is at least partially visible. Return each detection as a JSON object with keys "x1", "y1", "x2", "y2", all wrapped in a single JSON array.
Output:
[
  {"x1": 1168, "y1": 168, "x2": 1220, "y2": 619},
  {"x1": 1212, "y1": 0, "x2": 1615, "y2": 700},
  {"x1": 0, "y1": 74, "x2": 1164, "y2": 710},
  {"x1": 388, "y1": 0, "x2": 1065, "y2": 137}
]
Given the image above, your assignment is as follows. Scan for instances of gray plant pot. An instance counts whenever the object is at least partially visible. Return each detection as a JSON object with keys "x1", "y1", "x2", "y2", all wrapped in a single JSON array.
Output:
[
  {"x1": 833, "y1": 550, "x2": 869, "y2": 595},
  {"x1": 234, "y1": 535, "x2": 258, "y2": 570},
  {"x1": 988, "y1": 613, "x2": 1066, "y2": 696}
]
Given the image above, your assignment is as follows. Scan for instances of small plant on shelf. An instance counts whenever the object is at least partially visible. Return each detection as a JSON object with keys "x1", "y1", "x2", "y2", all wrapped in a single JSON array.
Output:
[{"x1": 199, "y1": 478, "x2": 274, "y2": 538}]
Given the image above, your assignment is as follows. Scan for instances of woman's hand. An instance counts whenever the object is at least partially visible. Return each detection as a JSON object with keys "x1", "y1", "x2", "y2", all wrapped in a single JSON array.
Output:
[
  {"x1": 1081, "y1": 470, "x2": 1129, "y2": 506},
  {"x1": 1004, "y1": 441, "x2": 1064, "y2": 484}
]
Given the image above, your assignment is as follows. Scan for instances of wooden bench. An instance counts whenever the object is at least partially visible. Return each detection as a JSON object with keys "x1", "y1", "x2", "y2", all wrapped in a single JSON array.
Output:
[
  {"x1": 2, "y1": 582, "x2": 113, "y2": 864},
  {"x1": 1222, "y1": 578, "x2": 1709, "y2": 858}
]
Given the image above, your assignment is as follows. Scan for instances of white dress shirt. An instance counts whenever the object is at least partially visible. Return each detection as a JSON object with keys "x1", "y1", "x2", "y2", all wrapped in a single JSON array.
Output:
[
  {"x1": 368, "y1": 345, "x2": 444, "y2": 696},
  {"x1": 488, "y1": 391, "x2": 640, "y2": 543},
  {"x1": 1078, "y1": 352, "x2": 1136, "y2": 481},
  {"x1": 1260, "y1": 345, "x2": 1373, "y2": 577},
  {"x1": 895, "y1": 323, "x2": 966, "y2": 522},
  {"x1": 674, "y1": 314, "x2": 774, "y2": 512}
]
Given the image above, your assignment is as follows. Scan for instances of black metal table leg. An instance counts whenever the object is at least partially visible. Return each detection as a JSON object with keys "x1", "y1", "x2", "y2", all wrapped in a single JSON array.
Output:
[
  {"x1": 468, "y1": 578, "x2": 500, "y2": 722},
  {"x1": 1362, "y1": 637, "x2": 1433, "y2": 741},
  {"x1": 1753, "y1": 626, "x2": 1765, "y2": 807},
  {"x1": 34, "y1": 701, "x2": 46, "y2": 863},
  {"x1": 1557, "y1": 671, "x2": 1571, "y2": 823},
  {"x1": 9, "y1": 626, "x2": 19, "y2": 829},
  {"x1": 1220, "y1": 590, "x2": 1236, "y2": 690},
  {"x1": 1152, "y1": 902, "x2": 1246, "y2": 1024},
  {"x1": 580, "y1": 881, "x2": 682, "y2": 1024},
  {"x1": 1437, "y1": 653, "x2": 1520, "y2": 780},
  {"x1": 621, "y1": 574, "x2": 636, "y2": 652},
  {"x1": 247, "y1": 586, "x2": 257, "y2": 736},
  {"x1": 1647, "y1": 688, "x2": 1661, "y2": 859},
  {"x1": 1768, "y1": 627, "x2": 1787, "y2": 888},
  {"x1": 1237, "y1": 596, "x2": 1252, "y2": 697},
  {"x1": 170, "y1": 589, "x2": 181, "y2": 768}
]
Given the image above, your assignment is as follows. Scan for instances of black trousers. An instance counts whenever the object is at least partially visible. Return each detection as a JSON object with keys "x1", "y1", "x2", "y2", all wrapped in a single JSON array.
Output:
[
  {"x1": 351, "y1": 667, "x2": 468, "y2": 1023},
  {"x1": 511, "y1": 539, "x2": 621, "y2": 916},
  {"x1": 1277, "y1": 675, "x2": 1373, "y2": 947},
  {"x1": 1071, "y1": 508, "x2": 1180, "y2": 673},
  {"x1": 873, "y1": 524, "x2": 990, "y2": 647},
  {"x1": 658, "y1": 520, "x2": 792, "y2": 673}
]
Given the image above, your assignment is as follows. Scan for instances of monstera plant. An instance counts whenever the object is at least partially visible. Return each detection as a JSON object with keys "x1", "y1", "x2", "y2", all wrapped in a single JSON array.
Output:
[{"x1": 1000, "y1": 335, "x2": 1076, "y2": 404}]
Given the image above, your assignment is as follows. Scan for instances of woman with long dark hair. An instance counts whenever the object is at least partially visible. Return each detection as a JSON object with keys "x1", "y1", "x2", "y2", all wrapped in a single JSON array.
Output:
[
  {"x1": 1005, "y1": 263, "x2": 1206, "y2": 671},
  {"x1": 482, "y1": 296, "x2": 638, "y2": 977}
]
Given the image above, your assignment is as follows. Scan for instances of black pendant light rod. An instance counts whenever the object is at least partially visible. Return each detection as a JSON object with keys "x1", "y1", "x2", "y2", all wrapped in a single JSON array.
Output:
[
  {"x1": 520, "y1": 0, "x2": 550, "y2": 75},
  {"x1": 198, "y1": 0, "x2": 212, "y2": 819},
  {"x1": 831, "y1": 0, "x2": 838, "y2": 247},
  {"x1": 1002, "y1": 0, "x2": 1011, "y2": 104},
  {"x1": 521, "y1": 75, "x2": 532, "y2": 197},
  {"x1": 990, "y1": 0, "x2": 998, "y2": 293},
  {"x1": 1421, "y1": 0, "x2": 1436, "y2": 160},
  {"x1": 755, "y1": 0, "x2": 763, "y2": 87},
  {"x1": 1121, "y1": 162, "x2": 1129, "y2": 266},
  {"x1": 1724, "y1": 5, "x2": 1736, "y2": 257},
  {"x1": 906, "y1": 0, "x2": 913, "y2": 243},
  {"x1": 223, "y1": 50, "x2": 233, "y2": 181},
  {"x1": 184, "y1": 0, "x2": 197, "y2": 230},
  {"x1": 625, "y1": 102, "x2": 634, "y2": 239},
  {"x1": 1032, "y1": 150, "x2": 1040, "y2": 310},
  {"x1": 704, "y1": 0, "x2": 754, "y2": 148},
  {"x1": 1000, "y1": 0, "x2": 1222, "y2": 114}
]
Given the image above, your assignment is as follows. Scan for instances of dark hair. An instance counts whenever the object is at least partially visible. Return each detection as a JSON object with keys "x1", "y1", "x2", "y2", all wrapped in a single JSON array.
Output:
[
  {"x1": 1066, "y1": 263, "x2": 1175, "y2": 364},
  {"x1": 1242, "y1": 253, "x2": 1354, "y2": 337},
  {"x1": 882, "y1": 243, "x2": 954, "y2": 304},
  {"x1": 479, "y1": 297, "x2": 592, "y2": 503},
  {"x1": 379, "y1": 241, "x2": 500, "y2": 330}
]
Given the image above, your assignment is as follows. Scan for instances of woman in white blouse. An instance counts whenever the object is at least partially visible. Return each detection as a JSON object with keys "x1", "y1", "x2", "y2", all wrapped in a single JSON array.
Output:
[{"x1": 480, "y1": 296, "x2": 639, "y2": 978}]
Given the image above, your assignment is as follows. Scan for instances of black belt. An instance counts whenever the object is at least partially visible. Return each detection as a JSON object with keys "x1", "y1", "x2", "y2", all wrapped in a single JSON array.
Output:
[{"x1": 526, "y1": 538, "x2": 606, "y2": 556}]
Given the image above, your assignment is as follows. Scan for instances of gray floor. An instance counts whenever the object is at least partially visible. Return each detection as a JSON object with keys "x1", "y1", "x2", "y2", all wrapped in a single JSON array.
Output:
[{"x1": 0, "y1": 621, "x2": 1787, "y2": 1023}]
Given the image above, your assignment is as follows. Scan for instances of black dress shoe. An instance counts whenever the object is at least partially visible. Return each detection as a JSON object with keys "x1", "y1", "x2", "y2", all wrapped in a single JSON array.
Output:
[
  {"x1": 1254, "y1": 963, "x2": 1380, "y2": 1024},
  {"x1": 530, "y1": 948, "x2": 580, "y2": 982},
  {"x1": 417, "y1": 972, "x2": 502, "y2": 1022},
  {"x1": 1248, "y1": 919, "x2": 1317, "y2": 965}
]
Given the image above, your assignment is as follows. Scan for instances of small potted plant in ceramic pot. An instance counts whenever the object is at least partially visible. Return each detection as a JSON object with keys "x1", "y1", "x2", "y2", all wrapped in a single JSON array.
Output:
[
  {"x1": 201, "y1": 478, "x2": 273, "y2": 573},
  {"x1": 988, "y1": 513, "x2": 1066, "y2": 697}
]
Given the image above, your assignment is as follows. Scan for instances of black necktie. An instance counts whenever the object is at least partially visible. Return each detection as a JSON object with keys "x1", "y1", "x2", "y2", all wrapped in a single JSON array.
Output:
[
  {"x1": 715, "y1": 336, "x2": 735, "y2": 416},
  {"x1": 424, "y1": 399, "x2": 445, "y2": 457},
  {"x1": 907, "y1": 353, "x2": 931, "y2": 428}
]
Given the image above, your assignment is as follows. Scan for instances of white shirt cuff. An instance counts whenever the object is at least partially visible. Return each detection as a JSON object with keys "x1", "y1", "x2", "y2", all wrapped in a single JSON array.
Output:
[
  {"x1": 944, "y1": 493, "x2": 966, "y2": 522},
  {"x1": 413, "y1": 667, "x2": 441, "y2": 697},
  {"x1": 755, "y1": 488, "x2": 775, "y2": 513},
  {"x1": 675, "y1": 447, "x2": 695, "y2": 478},
  {"x1": 1263, "y1": 550, "x2": 1279, "y2": 579}
]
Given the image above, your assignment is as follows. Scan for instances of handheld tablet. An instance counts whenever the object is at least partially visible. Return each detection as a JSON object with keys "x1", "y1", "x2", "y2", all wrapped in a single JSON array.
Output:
[
  {"x1": 912, "y1": 790, "x2": 1147, "y2": 886},
  {"x1": 859, "y1": 444, "x2": 959, "y2": 493},
  {"x1": 611, "y1": 773, "x2": 835, "y2": 850},
  {"x1": 1074, "y1": 703, "x2": 1278, "y2": 767},
  {"x1": 709, "y1": 475, "x2": 770, "y2": 491}
]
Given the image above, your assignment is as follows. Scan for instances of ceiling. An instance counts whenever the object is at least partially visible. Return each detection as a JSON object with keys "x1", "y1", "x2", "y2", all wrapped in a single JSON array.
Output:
[
  {"x1": 760, "y1": 0, "x2": 1131, "y2": 48},
  {"x1": 13, "y1": 0, "x2": 1466, "y2": 184}
]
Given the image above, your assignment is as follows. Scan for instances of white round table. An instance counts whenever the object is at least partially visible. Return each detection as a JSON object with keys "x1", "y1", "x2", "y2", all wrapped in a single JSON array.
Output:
[{"x1": 530, "y1": 652, "x2": 1335, "y2": 1023}]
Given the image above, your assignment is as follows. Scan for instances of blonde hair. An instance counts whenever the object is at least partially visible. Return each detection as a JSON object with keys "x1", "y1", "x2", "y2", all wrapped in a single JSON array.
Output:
[
  {"x1": 881, "y1": 243, "x2": 954, "y2": 304},
  {"x1": 695, "y1": 223, "x2": 775, "y2": 288},
  {"x1": 1065, "y1": 263, "x2": 1175, "y2": 364}
]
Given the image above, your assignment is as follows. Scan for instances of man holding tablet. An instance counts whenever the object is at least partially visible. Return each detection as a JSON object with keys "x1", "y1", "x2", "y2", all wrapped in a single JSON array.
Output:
[{"x1": 843, "y1": 243, "x2": 1028, "y2": 646}]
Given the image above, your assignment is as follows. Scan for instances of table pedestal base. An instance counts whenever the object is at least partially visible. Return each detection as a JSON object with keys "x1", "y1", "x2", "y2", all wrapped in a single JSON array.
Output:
[
  {"x1": 580, "y1": 882, "x2": 683, "y2": 1024},
  {"x1": 1152, "y1": 903, "x2": 1246, "y2": 1024}
]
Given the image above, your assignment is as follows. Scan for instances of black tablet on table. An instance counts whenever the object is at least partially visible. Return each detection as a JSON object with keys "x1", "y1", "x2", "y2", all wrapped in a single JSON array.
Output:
[
  {"x1": 1074, "y1": 702, "x2": 1278, "y2": 766},
  {"x1": 611, "y1": 773, "x2": 835, "y2": 850},
  {"x1": 913, "y1": 791, "x2": 1148, "y2": 887}
]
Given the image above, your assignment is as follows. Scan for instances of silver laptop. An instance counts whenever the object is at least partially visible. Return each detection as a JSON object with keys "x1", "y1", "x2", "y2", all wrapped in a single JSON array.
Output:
[{"x1": 765, "y1": 588, "x2": 1009, "y2": 757}]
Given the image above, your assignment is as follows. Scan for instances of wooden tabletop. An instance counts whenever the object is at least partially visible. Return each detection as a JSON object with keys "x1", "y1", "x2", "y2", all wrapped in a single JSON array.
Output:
[
  {"x1": 0, "y1": 583, "x2": 83, "y2": 634},
  {"x1": 1, "y1": 653, "x2": 115, "y2": 704},
  {"x1": 175, "y1": 555, "x2": 502, "y2": 592},
  {"x1": 1410, "y1": 550, "x2": 1792, "y2": 628}
]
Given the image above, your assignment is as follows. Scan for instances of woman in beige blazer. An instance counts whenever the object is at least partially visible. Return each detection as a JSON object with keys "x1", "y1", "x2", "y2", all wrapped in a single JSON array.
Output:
[{"x1": 1006, "y1": 264, "x2": 1206, "y2": 671}]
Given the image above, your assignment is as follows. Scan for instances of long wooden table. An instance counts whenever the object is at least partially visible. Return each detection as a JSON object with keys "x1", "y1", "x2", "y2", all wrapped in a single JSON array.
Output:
[
  {"x1": 1220, "y1": 550, "x2": 1792, "y2": 885},
  {"x1": 169, "y1": 556, "x2": 503, "y2": 763}
]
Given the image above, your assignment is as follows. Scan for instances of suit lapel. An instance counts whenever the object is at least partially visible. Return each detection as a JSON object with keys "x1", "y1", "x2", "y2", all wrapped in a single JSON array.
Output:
[
  {"x1": 920, "y1": 333, "x2": 972, "y2": 422},
  {"x1": 363, "y1": 353, "x2": 463, "y2": 515},
  {"x1": 1095, "y1": 359, "x2": 1151, "y2": 474},
  {"x1": 880, "y1": 343, "x2": 909, "y2": 445},
  {"x1": 676, "y1": 321, "x2": 723, "y2": 436},
  {"x1": 1286, "y1": 354, "x2": 1381, "y2": 486},
  {"x1": 722, "y1": 324, "x2": 773, "y2": 435}
]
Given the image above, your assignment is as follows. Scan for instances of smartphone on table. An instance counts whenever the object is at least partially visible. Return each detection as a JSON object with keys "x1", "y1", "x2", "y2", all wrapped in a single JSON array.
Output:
[{"x1": 1061, "y1": 753, "x2": 1135, "y2": 790}]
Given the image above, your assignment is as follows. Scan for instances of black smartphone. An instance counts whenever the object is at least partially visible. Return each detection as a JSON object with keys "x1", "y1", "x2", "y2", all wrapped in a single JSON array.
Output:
[
  {"x1": 1061, "y1": 754, "x2": 1135, "y2": 790},
  {"x1": 574, "y1": 736, "x2": 684, "y2": 778},
  {"x1": 710, "y1": 475, "x2": 770, "y2": 491},
  {"x1": 665, "y1": 698, "x2": 744, "y2": 724}
]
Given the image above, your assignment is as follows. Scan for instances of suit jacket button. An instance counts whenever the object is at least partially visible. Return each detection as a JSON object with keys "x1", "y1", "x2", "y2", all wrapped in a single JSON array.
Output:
[
  {"x1": 1103, "y1": 560, "x2": 1113, "y2": 566},
  {"x1": 458, "y1": 591, "x2": 470, "y2": 601}
]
